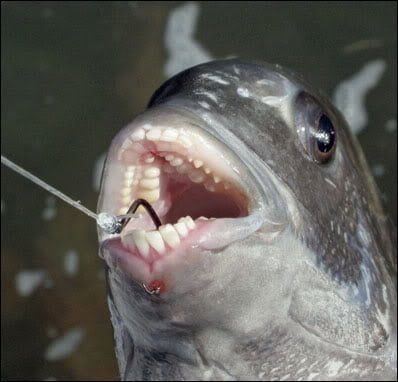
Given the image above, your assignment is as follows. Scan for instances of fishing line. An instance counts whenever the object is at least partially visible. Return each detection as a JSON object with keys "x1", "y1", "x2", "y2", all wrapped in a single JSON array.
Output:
[{"x1": 1, "y1": 155, "x2": 160, "y2": 234}]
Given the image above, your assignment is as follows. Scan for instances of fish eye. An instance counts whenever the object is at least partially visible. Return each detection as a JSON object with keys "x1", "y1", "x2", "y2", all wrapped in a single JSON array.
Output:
[{"x1": 294, "y1": 91, "x2": 337, "y2": 164}]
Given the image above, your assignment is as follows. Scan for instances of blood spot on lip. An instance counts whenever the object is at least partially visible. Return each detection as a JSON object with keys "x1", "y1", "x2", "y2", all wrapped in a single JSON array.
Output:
[{"x1": 149, "y1": 279, "x2": 166, "y2": 294}]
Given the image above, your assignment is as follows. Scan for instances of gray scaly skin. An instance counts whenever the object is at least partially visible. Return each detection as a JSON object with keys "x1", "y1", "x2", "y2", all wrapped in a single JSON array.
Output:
[{"x1": 98, "y1": 60, "x2": 397, "y2": 380}]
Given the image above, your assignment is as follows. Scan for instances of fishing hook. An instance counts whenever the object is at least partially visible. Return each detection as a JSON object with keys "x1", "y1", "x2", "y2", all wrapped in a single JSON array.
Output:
[
  {"x1": 142, "y1": 282, "x2": 161, "y2": 296},
  {"x1": 116, "y1": 198, "x2": 162, "y2": 234}
]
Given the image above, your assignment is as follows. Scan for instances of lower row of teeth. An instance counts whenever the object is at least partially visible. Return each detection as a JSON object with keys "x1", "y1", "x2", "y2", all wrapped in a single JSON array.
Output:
[{"x1": 121, "y1": 216, "x2": 205, "y2": 258}]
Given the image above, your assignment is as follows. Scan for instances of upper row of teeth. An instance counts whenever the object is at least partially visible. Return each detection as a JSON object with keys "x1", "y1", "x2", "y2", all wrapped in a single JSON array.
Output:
[
  {"x1": 122, "y1": 216, "x2": 204, "y2": 258},
  {"x1": 130, "y1": 126, "x2": 193, "y2": 147},
  {"x1": 118, "y1": 127, "x2": 230, "y2": 214}
]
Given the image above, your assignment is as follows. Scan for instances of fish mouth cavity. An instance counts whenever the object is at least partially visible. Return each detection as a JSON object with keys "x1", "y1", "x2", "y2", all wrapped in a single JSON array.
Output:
[{"x1": 99, "y1": 114, "x2": 265, "y2": 274}]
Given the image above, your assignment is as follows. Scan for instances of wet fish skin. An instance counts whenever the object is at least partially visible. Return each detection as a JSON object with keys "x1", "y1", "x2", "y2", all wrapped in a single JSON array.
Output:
[{"x1": 99, "y1": 60, "x2": 396, "y2": 380}]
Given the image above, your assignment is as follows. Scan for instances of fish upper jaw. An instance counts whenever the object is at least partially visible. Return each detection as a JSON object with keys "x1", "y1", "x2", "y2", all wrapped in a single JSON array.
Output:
[{"x1": 98, "y1": 108, "x2": 268, "y2": 286}]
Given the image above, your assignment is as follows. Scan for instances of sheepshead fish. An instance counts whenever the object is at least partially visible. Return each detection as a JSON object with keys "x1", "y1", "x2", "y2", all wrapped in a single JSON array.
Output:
[{"x1": 97, "y1": 60, "x2": 397, "y2": 380}]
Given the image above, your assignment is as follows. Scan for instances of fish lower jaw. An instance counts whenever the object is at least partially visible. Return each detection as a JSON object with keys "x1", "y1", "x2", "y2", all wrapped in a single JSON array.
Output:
[
  {"x1": 121, "y1": 215, "x2": 203, "y2": 260},
  {"x1": 111, "y1": 217, "x2": 215, "y2": 283}
]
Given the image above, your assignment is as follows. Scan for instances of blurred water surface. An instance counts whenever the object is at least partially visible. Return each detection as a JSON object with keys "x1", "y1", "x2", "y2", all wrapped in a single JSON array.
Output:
[{"x1": 1, "y1": 1, "x2": 396, "y2": 380}]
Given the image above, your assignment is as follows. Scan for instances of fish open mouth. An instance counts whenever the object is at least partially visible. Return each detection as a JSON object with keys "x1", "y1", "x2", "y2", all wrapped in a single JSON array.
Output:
[{"x1": 99, "y1": 111, "x2": 258, "y2": 284}]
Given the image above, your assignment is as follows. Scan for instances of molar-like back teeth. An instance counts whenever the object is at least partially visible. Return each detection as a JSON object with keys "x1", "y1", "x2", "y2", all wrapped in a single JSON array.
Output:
[
  {"x1": 145, "y1": 231, "x2": 166, "y2": 254},
  {"x1": 121, "y1": 195, "x2": 131, "y2": 205},
  {"x1": 137, "y1": 189, "x2": 160, "y2": 203},
  {"x1": 124, "y1": 178, "x2": 134, "y2": 187},
  {"x1": 139, "y1": 178, "x2": 160, "y2": 190},
  {"x1": 174, "y1": 222, "x2": 188, "y2": 237},
  {"x1": 130, "y1": 128, "x2": 145, "y2": 141},
  {"x1": 132, "y1": 230, "x2": 149, "y2": 257},
  {"x1": 159, "y1": 224, "x2": 180, "y2": 248},
  {"x1": 120, "y1": 187, "x2": 131, "y2": 196},
  {"x1": 144, "y1": 167, "x2": 160, "y2": 177}
]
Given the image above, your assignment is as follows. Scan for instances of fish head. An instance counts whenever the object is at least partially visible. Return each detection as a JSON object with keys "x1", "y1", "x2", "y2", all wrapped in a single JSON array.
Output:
[{"x1": 98, "y1": 60, "x2": 396, "y2": 379}]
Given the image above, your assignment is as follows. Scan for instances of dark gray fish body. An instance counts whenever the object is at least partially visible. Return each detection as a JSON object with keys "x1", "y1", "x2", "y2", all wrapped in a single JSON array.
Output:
[{"x1": 97, "y1": 60, "x2": 397, "y2": 380}]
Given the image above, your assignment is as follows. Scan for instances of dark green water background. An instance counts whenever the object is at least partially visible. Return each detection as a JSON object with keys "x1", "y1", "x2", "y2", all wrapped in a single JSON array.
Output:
[{"x1": 1, "y1": 2, "x2": 396, "y2": 380}]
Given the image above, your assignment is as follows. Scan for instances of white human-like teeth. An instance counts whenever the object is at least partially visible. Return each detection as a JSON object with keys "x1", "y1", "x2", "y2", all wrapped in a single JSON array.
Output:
[
  {"x1": 159, "y1": 224, "x2": 180, "y2": 248},
  {"x1": 138, "y1": 189, "x2": 160, "y2": 202},
  {"x1": 204, "y1": 181, "x2": 216, "y2": 192},
  {"x1": 174, "y1": 222, "x2": 188, "y2": 237},
  {"x1": 170, "y1": 157, "x2": 183, "y2": 166},
  {"x1": 130, "y1": 128, "x2": 146, "y2": 141},
  {"x1": 178, "y1": 216, "x2": 196, "y2": 229},
  {"x1": 121, "y1": 232, "x2": 136, "y2": 251},
  {"x1": 120, "y1": 126, "x2": 235, "y2": 199},
  {"x1": 144, "y1": 155, "x2": 155, "y2": 164},
  {"x1": 193, "y1": 159, "x2": 203, "y2": 168},
  {"x1": 121, "y1": 195, "x2": 131, "y2": 205},
  {"x1": 144, "y1": 167, "x2": 160, "y2": 177},
  {"x1": 189, "y1": 170, "x2": 205, "y2": 183},
  {"x1": 145, "y1": 230, "x2": 166, "y2": 254},
  {"x1": 146, "y1": 128, "x2": 162, "y2": 141},
  {"x1": 132, "y1": 230, "x2": 150, "y2": 257},
  {"x1": 125, "y1": 168, "x2": 135, "y2": 180},
  {"x1": 121, "y1": 216, "x2": 197, "y2": 257},
  {"x1": 119, "y1": 206, "x2": 129, "y2": 214},
  {"x1": 124, "y1": 178, "x2": 134, "y2": 187},
  {"x1": 177, "y1": 135, "x2": 192, "y2": 148},
  {"x1": 139, "y1": 178, "x2": 160, "y2": 190},
  {"x1": 120, "y1": 187, "x2": 131, "y2": 196},
  {"x1": 160, "y1": 129, "x2": 179, "y2": 142}
]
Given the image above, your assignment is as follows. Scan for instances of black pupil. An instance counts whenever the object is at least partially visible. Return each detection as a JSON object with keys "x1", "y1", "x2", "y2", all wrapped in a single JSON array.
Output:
[{"x1": 315, "y1": 114, "x2": 335, "y2": 153}]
